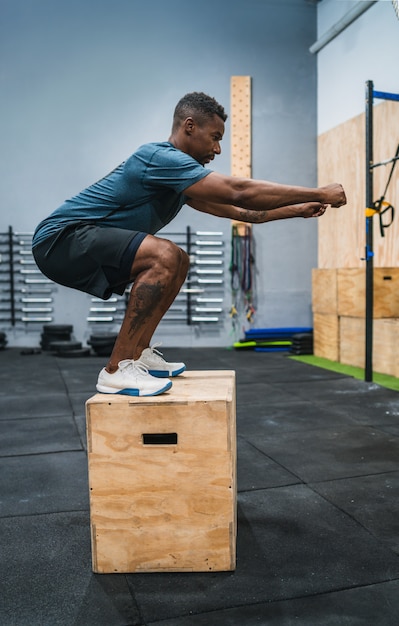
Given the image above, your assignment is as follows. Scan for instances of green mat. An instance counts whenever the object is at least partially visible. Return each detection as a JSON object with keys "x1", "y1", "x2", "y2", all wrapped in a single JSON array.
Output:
[{"x1": 290, "y1": 355, "x2": 399, "y2": 392}]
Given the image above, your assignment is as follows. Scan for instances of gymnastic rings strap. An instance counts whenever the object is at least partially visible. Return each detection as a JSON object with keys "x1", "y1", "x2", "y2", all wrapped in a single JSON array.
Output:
[{"x1": 373, "y1": 199, "x2": 395, "y2": 237}]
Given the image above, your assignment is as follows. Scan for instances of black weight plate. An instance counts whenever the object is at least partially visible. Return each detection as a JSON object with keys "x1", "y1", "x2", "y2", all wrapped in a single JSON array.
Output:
[
  {"x1": 56, "y1": 348, "x2": 91, "y2": 358},
  {"x1": 49, "y1": 341, "x2": 82, "y2": 351},
  {"x1": 42, "y1": 324, "x2": 73, "y2": 333}
]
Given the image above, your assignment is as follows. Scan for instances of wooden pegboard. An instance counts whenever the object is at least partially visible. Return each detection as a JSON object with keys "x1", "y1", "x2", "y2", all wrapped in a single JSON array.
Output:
[
  {"x1": 231, "y1": 76, "x2": 252, "y2": 233},
  {"x1": 231, "y1": 76, "x2": 252, "y2": 178}
]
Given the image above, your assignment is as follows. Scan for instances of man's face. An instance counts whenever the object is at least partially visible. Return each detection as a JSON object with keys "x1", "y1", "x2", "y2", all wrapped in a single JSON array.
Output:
[{"x1": 187, "y1": 114, "x2": 225, "y2": 165}]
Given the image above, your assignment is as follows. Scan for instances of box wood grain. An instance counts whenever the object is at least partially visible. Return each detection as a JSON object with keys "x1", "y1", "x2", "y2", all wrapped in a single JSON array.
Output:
[{"x1": 86, "y1": 370, "x2": 236, "y2": 573}]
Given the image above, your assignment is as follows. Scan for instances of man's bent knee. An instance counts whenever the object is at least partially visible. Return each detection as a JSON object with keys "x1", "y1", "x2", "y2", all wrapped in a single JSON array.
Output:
[
  {"x1": 179, "y1": 248, "x2": 190, "y2": 273},
  {"x1": 130, "y1": 235, "x2": 187, "y2": 279}
]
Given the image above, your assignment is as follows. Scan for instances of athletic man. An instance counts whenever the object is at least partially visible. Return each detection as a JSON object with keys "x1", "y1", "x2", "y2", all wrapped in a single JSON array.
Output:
[{"x1": 32, "y1": 92, "x2": 346, "y2": 396}]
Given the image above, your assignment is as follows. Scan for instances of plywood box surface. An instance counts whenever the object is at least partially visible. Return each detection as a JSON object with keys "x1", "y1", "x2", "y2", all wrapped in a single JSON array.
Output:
[
  {"x1": 86, "y1": 370, "x2": 236, "y2": 573},
  {"x1": 313, "y1": 312, "x2": 339, "y2": 361},
  {"x1": 339, "y1": 316, "x2": 364, "y2": 369},
  {"x1": 317, "y1": 101, "x2": 399, "y2": 269},
  {"x1": 312, "y1": 269, "x2": 337, "y2": 314},
  {"x1": 373, "y1": 319, "x2": 399, "y2": 378},
  {"x1": 337, "y1": 268, "x2": 399, "y2": 318},
  {"x1": 340, "y1": 316, "x2": 399, "y2": 377}
]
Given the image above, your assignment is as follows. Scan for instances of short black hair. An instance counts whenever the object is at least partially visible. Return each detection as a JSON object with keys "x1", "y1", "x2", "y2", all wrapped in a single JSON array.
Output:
[{"x1": 172, "y1": 92, "x2": 227, "y2": 131}]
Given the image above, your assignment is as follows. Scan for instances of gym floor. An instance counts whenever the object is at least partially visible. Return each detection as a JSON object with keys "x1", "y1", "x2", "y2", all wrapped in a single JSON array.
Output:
[{"x1": 2, "y1": 346, "x2": 399, "y2": 625}]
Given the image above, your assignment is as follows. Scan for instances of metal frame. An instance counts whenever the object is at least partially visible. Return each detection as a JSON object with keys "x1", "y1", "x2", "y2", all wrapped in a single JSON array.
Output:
[{"x1": 364, "y1": 80, "x2": 399, "y2": 381}]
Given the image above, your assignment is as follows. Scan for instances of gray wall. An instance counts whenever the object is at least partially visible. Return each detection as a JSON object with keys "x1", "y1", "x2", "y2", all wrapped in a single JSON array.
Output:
[
  {"x1": 316, "y1": 0, "x2": 399, "y2": 134},
  {"x1": 0, "y1": 0, "x2": 318, "y2": 347}
]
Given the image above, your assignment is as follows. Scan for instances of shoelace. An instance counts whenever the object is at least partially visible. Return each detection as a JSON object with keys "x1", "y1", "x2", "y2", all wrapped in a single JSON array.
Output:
[
  {"x1": 148, "y1": 342, "x2": 165, "y2": 362},
  {"x1": 119, "y1": 359, "x2": 149, "y2": 376}
]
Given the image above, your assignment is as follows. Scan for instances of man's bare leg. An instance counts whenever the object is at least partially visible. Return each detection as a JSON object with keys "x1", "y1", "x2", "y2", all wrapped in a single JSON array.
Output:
[{"x1": 106, "y1": 235, "x2": 189, "y2": 374}]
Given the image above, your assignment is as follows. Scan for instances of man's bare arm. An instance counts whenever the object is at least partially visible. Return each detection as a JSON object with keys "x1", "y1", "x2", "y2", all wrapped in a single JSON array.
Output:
[
  {"x1": 185, "y1": 171, "x2": 346, "y2": 210},
  {"x1": 187, "y1": 198, "x2": 328, "y2": 222}
]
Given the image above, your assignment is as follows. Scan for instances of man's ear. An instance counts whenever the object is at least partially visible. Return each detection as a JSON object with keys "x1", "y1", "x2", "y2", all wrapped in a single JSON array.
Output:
[{"x1": 183, "y1": 117, "x2": 195, "y2": 135}]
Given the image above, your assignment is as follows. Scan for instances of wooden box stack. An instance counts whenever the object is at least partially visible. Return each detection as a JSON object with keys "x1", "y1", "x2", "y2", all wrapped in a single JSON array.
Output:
[
  {"x1": 312, "y1": 269, "x2": 339, "y2": 361},
  {"x1": 337, "y1": 268, "x2": 399, "y2": 318},
  {"x1": 85, "y1": 370, "x2": 236, "y2": 574},
  {"x1": 312, "y1": 268, "x2": 399, "y2": 376}
]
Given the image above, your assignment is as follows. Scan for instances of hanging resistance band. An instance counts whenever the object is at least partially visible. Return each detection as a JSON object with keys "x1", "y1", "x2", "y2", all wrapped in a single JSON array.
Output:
[{"x1": 230, "y1": 224, "x2": 255, "y2": 323}]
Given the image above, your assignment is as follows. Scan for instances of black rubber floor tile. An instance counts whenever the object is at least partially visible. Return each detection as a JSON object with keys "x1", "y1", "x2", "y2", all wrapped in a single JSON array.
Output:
[
  {"x1": 74, "y1": 412, "x2": 88, "y2": 450},
  {"x1": 0, "y1": 392, "x2": 72, "y2": 420},
  {"x1": 2, "y1": 347, "x2": 399, "y2": 625},
  {"x1": 235, "y1": 362, "x2": 346, "y2": 386},
  {"x1": 294, "y1": 377, "x2": 397, "y2": 398},
  {"x1": 166, "y1": 350, "x2": 339, "y2": 384},
  {"x1": 346, "y1": 396, "x2": 399, "y2": 426},
  {"x1": 0, "y1": 415, "x2": 82, "y2": 457},
  {"x1": 272, "y1": 378, "x2": 399, "y2": 424},
  {"x1": 237, "y1": 398, "x2": 355, "y2": 437},
  {"x1": 167, "y1": 348, "x2": 229, "y2": 371},
  {"x1": 69, "y1": 390, "x2": 92, "y2": 417},
  {"x1": 236, "y1": 381, "x2": 283, "y2": 406},
  {"x1": 237, "y1": 437, "x2": 300, "y2": 492},
  {"x1": 148, "y1": 579, "x2": 399, "y2": 625},
  {"x1": 0, "y1": 350, "x2": 66, "y2": 395},
  {"x1": 0, "y1": 450, "x2": 89, "y2": 516},
  {"x1": 249, "y1": 425, "x2": 399, "y2": 482},
  {"x1": 127, "y1": 485, "x2": 399, "y2": 624},
  {"x1": 56, "y1": 358, "x2": 101, "y2": 392},
  {"x1": 0, "y1": 511, "x2": 141, "y2": 626},
  {"x1": 311, "y1": 470, "x2": 399, "y2": 554},
  {"x1": 379, "y1": 423, "x2": 399, "y2": 437}
]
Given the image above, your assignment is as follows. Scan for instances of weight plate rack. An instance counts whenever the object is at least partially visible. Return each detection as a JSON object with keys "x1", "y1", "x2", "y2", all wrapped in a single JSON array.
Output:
[
  {"x1": 86, "y1": 226, "x2": 226, "y2": 326},
  {"x1": 0, "y1": 227, "x2": 55, "y2": 326}
]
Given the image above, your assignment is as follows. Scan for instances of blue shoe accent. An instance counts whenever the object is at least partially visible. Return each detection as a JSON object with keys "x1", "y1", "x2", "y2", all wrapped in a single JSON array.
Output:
[
  {"x1": 115, "y1": 381, "x2": 172, "y2": 396},
  {"x1": 149, "y1": 365, "x2": 186, "y2": 378},
  {"x1": 147, "y1": 380, "x2": 172, "y2": 395},
  {"x1": 171, "y1": 365, "x2": 186, "y2": 377},
  {"x1": 115, "y1": 388, "x2": 140, "y2": 396}
]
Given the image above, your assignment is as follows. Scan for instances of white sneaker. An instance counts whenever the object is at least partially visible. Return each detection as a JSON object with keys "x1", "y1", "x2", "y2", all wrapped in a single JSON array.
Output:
[
  {"x1": 96, "y1": 359, "x2": 172, "y2": 396},
  {"x1": 137, "y1": 344, "x2": 186, "y2": 378}
]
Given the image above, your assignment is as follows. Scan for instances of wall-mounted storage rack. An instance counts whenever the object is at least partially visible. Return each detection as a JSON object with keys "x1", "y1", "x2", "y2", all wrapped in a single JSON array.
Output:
[
  {"x1": 87, "y1": 227, "x2": 226, "y2": 326},
  {"x1": 0, "y1": 227, "x2": 55, "y2": 325},
  {"x1": 0, "y1": 226, "x2": 226, "y2": 329}
]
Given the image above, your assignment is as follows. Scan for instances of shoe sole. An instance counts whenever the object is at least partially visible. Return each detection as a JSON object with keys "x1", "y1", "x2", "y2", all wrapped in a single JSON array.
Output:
[
  {"x1": 96, "y1": 380, "x2": 172, "y2": 396},
  {"x1": 148, "y1": 365, "x2": 186, "y2": 378}
]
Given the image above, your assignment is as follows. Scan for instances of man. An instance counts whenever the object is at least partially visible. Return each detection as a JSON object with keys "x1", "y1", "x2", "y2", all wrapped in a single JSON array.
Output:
[{"x1": 32, "y1": 92, "x2": 346, "y2": 397}]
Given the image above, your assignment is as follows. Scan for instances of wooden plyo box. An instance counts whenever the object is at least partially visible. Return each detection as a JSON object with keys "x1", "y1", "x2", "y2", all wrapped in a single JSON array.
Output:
[
  {"x1": 337, "y1": 268, "x2": 399, "y2": 318},
  {"x1": 340, "y1": 316, "x2": 399, "y2": 377},
  {"x1": 85, "y1": 370, "x2": 236, "y2": 574},
  {"x1": 312, "y1": 268, "x2": 338, "y2": 314},
  {"x1": 313, "y1": 312, "x2": 339, "y2": 361},
  {"x1": 312, "y1": 268, "x2": 399, "y2": 318}
]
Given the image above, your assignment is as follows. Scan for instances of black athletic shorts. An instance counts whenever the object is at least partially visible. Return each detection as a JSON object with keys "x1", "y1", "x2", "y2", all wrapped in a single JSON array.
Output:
[{"x1": 32, "y1": 223, "x2": 147, "y2": 300}]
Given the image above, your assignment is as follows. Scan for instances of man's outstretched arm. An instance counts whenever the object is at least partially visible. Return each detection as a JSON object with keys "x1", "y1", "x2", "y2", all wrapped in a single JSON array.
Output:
[
  {"x1": 185, "y1": 171, "x2": 346, "y2": 211},
  {"x1": 187, "y1": 198, "x2": 328, "y2": 223}
]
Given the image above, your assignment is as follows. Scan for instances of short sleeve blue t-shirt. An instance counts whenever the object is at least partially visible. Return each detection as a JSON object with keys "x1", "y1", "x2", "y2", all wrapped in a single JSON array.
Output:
[{"x1": 32, "y1": 142, "x2": 212, "y2": 247}]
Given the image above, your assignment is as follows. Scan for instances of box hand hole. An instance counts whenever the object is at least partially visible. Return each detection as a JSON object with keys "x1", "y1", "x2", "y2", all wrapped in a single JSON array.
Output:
[{"x1": 142, "y1": 433, "x2": 178, "y2": 445}]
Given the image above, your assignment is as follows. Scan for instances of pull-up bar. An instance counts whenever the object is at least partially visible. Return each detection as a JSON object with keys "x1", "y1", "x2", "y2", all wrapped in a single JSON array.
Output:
[
  {"x1": 373, "y1": 90, "x2": 399, "y2": 102},
  {"x1": 364, "y1": 80, "x2": 399, "y2": 382}
]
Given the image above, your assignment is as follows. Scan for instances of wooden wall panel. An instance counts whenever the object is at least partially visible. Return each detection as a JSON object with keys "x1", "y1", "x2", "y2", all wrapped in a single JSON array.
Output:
[{"x1": 318, "y1": 101, "x2": 399, "y2": 269}]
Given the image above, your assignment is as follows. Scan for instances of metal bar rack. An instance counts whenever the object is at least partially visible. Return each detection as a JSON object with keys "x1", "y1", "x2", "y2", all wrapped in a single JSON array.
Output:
[
  {"x1": 86, "y1": 227, "x2": 226, "y2": 326},
  {"x1": 0, "y1": 228, "x2": 55, "y2": 326},
  {"x1": 364, "y1": 81, "x2": 399, "y2": 382}
]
